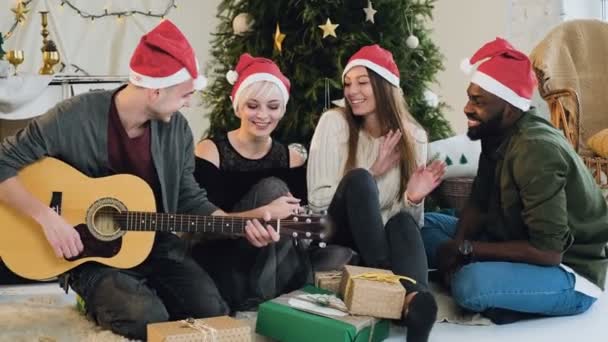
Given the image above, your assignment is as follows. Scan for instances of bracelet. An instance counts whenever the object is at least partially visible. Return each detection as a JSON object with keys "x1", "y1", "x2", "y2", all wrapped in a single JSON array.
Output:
[{"x1": 404, "y1": 191, "x2": 423, "y2": 207}]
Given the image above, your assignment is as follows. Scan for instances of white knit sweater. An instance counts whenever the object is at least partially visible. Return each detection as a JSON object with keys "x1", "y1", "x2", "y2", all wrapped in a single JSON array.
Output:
[{"x1": 307, "y1": 109, "x2": 428, "y2": 226}]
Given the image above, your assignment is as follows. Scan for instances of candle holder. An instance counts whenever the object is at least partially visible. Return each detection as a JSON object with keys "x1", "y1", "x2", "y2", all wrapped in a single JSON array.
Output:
[
  {"x1": 40, "y1": 11, "x2": 49, "y2": 50},
  {"x1": 38, "y1": 11, "x2": 60, "y2": 75}
]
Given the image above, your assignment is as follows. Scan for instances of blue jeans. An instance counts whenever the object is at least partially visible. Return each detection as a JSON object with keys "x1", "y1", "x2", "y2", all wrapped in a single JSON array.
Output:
[{"x1": 421, "y1": 213, "x2": 597, "y2": 316}]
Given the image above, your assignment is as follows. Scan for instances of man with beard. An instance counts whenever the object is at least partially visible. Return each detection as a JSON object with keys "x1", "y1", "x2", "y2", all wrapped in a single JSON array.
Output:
[{"x1": 421, "y1": 38, "x2": 608, "y2": 324}]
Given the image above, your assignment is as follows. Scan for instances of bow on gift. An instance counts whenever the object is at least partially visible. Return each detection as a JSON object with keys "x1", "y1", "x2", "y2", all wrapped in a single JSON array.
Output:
[
  {"x1": 181, "y1": 318, "x2": 219, "y2": 342},
  {"x1": 343, "y1": 272, "x2": 416, "y2": 305}
]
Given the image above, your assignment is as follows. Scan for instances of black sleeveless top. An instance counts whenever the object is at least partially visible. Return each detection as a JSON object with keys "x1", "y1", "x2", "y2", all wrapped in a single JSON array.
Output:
[
  {"x1": 214, "y1": 133, "x2": 289, "y2": 172},
  {"x1": 194, "y1": 133, "x2": 307, "y2": 211}
]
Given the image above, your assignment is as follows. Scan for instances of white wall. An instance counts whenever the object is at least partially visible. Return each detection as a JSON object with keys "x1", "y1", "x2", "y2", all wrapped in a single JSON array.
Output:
[{"x1": 428, "y1": 0, "x2": 565, "y2": 135}]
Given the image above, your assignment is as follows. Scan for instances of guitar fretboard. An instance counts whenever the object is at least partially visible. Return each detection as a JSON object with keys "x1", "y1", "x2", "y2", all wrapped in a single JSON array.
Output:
[{"x1": 116, "y1": 212, "x2": 274, "y2": 235}]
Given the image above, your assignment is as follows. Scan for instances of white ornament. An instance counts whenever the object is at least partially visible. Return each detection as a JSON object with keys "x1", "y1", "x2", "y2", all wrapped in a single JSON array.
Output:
[
  {"x1": 232, "y1": 13, "x2": 254, "y2": 36},
  {"x1": 423, "y1": 89, "x2": 439, "y2": 108},
  {"x1": 363, "y1": 1, "x2": 377, "y2": 24},
  {"x1": 226, "y1": 70, "x2": 239, "y2": 85},
  {"x1": 406, "y1": 35, "x2": 419, "y2": 49}
]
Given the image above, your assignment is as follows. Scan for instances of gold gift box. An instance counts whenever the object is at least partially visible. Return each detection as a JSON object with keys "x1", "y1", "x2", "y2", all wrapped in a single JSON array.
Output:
[
  {"x1": 147, "y1": 316, "x2": 251, "y2": 342},
  {"x1": 314, "y1": 271, "x2": 343, "y2": 293},
  {"x1": 339, "y1": 265, "x2": 407, "y2": 319}
]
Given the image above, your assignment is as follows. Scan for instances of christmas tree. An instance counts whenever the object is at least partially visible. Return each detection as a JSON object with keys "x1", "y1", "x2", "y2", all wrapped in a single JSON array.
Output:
[{"x1": 203, "y1": 0, "x2": 453, "y2": 144}]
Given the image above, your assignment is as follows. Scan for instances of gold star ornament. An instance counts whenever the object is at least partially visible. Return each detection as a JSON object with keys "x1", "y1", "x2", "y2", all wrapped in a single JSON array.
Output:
[
  {"x1": 273, "y1": 23, "x2": 286, "y2": 53},
  {"x1": 11, "y1": 1, "x2": 30, "y2": 23},
  {"x1": 318, "y1": 18, "x2": 339, "y2": 39}
]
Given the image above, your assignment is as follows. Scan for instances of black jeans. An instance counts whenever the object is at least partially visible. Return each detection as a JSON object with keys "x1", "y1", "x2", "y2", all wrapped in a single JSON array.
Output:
[
  {"x1": 69, "y1": 232, "x2": 229, "y2": 340},
  {"x1": 192, "y1": 177, "x2": 312, "y2": 312},
  {"x1": 328, "y1": 168, "x2": 429, "y2": 290}
]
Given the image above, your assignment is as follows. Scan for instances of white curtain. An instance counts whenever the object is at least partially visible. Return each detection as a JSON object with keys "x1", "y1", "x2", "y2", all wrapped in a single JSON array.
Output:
[{"x1": 1, "y1": 0, "x2": 219, "y2": 77}]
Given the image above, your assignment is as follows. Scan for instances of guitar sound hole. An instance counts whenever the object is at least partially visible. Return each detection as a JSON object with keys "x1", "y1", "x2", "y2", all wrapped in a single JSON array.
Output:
[{"x1": 93, "y1": 206, "x2": 122, "y2": 238}]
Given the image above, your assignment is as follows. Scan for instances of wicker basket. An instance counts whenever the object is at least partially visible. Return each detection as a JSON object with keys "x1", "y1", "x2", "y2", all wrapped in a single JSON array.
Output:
[{"x1": 437, "y1": 177, "x2": 475, "y2": 211}]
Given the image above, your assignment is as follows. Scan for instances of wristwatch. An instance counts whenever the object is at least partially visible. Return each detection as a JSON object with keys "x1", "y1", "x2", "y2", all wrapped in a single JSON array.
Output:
[{"x1": 458, "y1": 239, "x2": 474, "y2": 264}]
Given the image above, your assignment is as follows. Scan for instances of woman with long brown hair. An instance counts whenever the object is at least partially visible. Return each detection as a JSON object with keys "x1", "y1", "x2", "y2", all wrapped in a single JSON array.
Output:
[{"x1": 308, "y1": 45, "x2": 445, "y2": 342}]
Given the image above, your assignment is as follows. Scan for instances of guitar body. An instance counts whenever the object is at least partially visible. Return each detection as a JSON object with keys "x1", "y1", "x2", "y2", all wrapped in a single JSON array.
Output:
[{"x1": 0, "y1": 158, "x2": 156, "y2": 280}]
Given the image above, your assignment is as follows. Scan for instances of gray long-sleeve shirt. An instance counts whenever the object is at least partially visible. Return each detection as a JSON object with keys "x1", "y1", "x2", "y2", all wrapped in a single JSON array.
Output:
[{"x1": 0, "y1": 88, "x2": 218, "y2": 216}]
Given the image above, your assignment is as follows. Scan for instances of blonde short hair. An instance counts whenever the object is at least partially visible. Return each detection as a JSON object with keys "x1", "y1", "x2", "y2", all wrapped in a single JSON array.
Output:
[{"x1": 234, "y1": 81, "x2": 286, "y2": 113}]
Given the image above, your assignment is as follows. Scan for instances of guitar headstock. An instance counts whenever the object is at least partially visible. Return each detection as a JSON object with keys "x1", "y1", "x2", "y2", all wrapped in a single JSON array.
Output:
[{"x1": 277, "y1": 212, "x2": 333, "y2": 242}]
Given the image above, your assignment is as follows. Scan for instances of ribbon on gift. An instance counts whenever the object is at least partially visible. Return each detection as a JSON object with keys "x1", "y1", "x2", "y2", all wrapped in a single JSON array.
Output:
[
  {"x1": 181, "y1": 318, "x2": 219, "y2": 342},
  {"x1": 316, "y1": 271, "x2": 342, "y2": 281},
  {"x1": 297, "y1": 293, "x2": 349, "y2": 313},
  {"x1": 343, "y1": 272, "x2": 417, "y2": 308},
  {"x1": 285, "y1": 292, "x2": 377, "y2": 342}
]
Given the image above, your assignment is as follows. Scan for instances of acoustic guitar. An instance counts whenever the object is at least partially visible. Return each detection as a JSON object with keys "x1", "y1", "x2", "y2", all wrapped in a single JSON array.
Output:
[{"x1": 0, "y1": 158, "x2": 329, "y2": 280}]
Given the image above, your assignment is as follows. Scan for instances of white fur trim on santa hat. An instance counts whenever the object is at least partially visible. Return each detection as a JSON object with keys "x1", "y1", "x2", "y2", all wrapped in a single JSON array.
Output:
[
  {"x1": 130, "y1": 66, "x2": 207, "y2": 90},
  {"x1": 232, "y1": 73, "x2": 290, "y2": 112},
  {"x1": 471, "y1": 71, "x2": 531, "y2": 111},
  {"x1": 342, "y1": 59, "x2": 400, "y2": 87}
]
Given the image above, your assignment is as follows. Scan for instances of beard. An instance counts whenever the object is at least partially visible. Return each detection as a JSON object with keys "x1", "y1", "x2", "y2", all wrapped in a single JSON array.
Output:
[{"x1": 466, "y1": 111, "x2": 504, "y2": 140}]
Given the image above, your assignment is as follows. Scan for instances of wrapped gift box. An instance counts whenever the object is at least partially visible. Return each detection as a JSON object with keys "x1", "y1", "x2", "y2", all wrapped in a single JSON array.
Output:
[
  {"x1": 315, "y1": 271, "x2": 343, "y2": 293},
  {"x1": 147, "y1": 316, "x2": 251, "y2": 342},
  {"x1": 256, "y1": 286, "x2": 389, "y2": 342},
  {"x1": 339, "y1": 265, "x2": 407, "y2": 319}
]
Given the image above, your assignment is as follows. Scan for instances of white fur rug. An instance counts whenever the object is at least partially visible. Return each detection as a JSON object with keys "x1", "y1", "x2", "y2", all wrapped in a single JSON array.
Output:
[{"x1": 0, "y1": 294, "x2": 127, "y2": 342}]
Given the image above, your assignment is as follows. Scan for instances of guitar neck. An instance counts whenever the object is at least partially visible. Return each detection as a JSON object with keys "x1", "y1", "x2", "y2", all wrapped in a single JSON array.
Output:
[{"x1": 118, "y1": 212, "x2": 272, "y2": 236}]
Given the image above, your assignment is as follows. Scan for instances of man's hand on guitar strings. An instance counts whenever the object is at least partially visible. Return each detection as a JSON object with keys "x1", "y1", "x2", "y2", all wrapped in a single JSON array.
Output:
[{"x1": 245, "y1": 211, "x2": 280, "y2": 248}]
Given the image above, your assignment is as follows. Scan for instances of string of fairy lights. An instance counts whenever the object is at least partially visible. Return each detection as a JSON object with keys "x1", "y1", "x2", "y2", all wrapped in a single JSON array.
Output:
[
  {"x1": 59, "y1": 0, "x2": 177, "y2": 21},
  {"x1": 3, "y1": 0, "x2": 178, "y2": 40}
]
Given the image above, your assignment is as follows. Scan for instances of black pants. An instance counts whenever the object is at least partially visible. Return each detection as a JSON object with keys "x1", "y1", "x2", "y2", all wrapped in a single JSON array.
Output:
[
  {"x1": 69, "y1": 232, "x2": 229, "y2": 340},
  {"x1": 192, "y1": 177, "x2": 312, "y2": 312},
  {"x1": 328, "y1": 168, "x2": 429, "y2": 290}
]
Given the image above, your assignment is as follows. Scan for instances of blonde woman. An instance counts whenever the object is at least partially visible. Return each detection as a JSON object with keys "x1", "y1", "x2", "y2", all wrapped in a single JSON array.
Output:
[{"x1": 192, "y1": 53, "x2": 351, "y2": 311}]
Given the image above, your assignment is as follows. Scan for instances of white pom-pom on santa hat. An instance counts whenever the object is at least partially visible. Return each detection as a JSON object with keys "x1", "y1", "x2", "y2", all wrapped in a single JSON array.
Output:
[
  {"x1": 460, "y1": 58, "x2": 474, "y2": 75},
  {"x1": 226, "y1": 70, "x2": 239, "y2": 85}
]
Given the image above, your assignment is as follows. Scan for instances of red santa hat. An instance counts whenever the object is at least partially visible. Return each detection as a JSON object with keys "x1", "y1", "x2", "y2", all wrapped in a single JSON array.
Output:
[
  {"x1": 461, "y1": 37, "x2": 537, "y2": 111},
  {"x1": 226, "y1": 53, "x2": 290, "y2": 112},
  {"x1": 129, "y1": 20, "x2": 207, "y2": 90},
  {"x1": 342, "y1": 44, "x2": 400, "y2": 87}
]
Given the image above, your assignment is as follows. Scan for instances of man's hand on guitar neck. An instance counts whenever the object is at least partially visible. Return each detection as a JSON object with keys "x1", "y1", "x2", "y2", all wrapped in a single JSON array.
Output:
[
  {"x1": 244, "y1": 211, "x2": 280, "y2": 248},
  {"x1": 212, "y1": 209, "x2": 280, "y2": 248},
  {"x1": 36, "y1": 207, "x2": 84, "y2": 259}
]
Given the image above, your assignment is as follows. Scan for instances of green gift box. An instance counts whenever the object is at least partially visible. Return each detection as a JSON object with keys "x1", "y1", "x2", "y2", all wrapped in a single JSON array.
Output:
[{"x1": 256, "y1": 286, "x2": 389, "y2": 342}]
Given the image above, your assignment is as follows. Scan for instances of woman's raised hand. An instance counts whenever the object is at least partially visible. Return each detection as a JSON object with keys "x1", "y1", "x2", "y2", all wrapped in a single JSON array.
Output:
[
  {"x1": 369, "y1": 129, "x2": 402, "y2": 177},
  {"x1": 405, "y1": 159, "x2": 446, "y2": 203}
]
